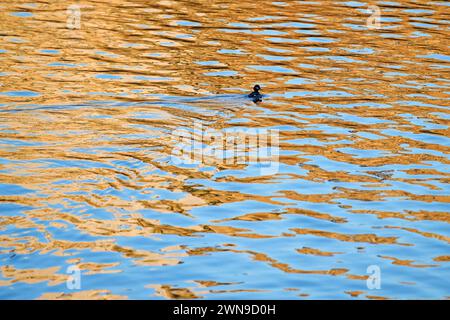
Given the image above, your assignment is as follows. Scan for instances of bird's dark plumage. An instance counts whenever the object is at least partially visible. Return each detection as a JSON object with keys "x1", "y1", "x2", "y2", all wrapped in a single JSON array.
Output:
[{"x1": 248, "y1": 84, "x2": 262, "y2": 102}]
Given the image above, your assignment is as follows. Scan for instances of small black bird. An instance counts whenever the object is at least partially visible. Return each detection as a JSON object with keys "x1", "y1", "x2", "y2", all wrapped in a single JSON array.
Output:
[{"x1": 248, "y1": 84, "x2": 262, "y2": 102}]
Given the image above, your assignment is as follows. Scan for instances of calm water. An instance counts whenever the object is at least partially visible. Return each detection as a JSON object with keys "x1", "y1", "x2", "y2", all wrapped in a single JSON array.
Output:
[{"x1": 0, "y1": 0, "x2": 449, "y2": 299}]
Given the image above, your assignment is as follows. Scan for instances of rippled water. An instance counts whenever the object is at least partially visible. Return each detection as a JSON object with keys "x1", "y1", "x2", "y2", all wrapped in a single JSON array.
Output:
[{"x1": 0, "y1": 0, "x2": 449, "y2": 300}]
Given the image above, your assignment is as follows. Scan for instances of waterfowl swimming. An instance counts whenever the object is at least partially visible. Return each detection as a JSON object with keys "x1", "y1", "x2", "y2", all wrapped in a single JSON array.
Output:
[{"x1": 248, "y1": 84, "x2": 262, "y2": 102}]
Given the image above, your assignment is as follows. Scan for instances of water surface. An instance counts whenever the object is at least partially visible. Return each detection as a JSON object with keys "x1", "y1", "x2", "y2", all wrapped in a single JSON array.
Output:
[{"x1": 0, "y1": 0, "x2": 449, "y2": 299}]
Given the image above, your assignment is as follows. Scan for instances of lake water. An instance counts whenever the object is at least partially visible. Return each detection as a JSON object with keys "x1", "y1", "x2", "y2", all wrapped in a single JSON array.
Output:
[{"x1": 0, "y1": 0, "x2": 449, "y2": 299}]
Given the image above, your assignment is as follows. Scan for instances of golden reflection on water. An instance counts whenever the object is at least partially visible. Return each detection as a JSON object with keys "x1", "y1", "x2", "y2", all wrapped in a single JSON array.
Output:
[{"x1": 0, "y1": 0, "x2": 449, "y2": 299}]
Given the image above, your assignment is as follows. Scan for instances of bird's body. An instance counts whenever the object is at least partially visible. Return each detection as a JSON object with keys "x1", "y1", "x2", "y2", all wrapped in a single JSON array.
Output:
[{"x1": 248, "y1": 84, "x2": 262, "y2": 102}]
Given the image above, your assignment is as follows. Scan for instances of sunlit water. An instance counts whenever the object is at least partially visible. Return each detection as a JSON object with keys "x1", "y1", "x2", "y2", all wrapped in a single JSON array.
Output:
[{"x1": 0, "y1": 0, "x2": 449, "y2": 299}]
